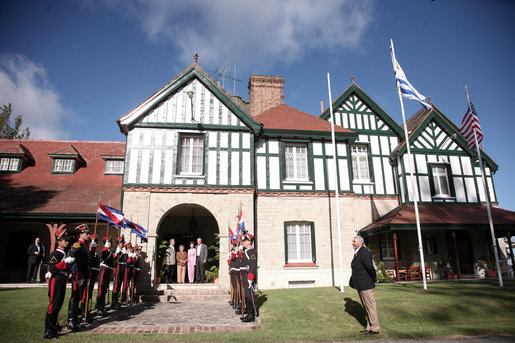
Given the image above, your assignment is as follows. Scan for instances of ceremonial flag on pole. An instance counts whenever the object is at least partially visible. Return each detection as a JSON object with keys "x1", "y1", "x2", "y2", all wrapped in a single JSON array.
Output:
[
  {"x1": 460, "y1": 100, "x2": 483, "y2": 149},
  {"x1": 393, "y1": 54, "x2": 432, "y2": 109},
  {"x1": 228, "y1": 227, "x2": 238, "y2": 245},
  {"x1": 97, "y1": 203, "x2": 125, "y2": 227},
  {"x1": 237, "y1": 210, "x2": 246, "y2": 236},
  {"x1": 123, "y1": 219, "x2": 147, "y2": 240}
]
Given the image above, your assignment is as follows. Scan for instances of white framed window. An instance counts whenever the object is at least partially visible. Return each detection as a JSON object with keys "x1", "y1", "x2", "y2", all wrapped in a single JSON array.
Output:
[
  {"x1": 0, "y1": 157, "x2": 19, "y2": 172},
  {"x1": 53, "y1": 159, "x2": 74, "y2": 173},
  {"x1": 351, "y1": 145, "x2": 370, "y2": 181},
  {"x1": 285, "y1": 222, "x2": 315, "y2": 263},
  {"x1": 432, "y1": 165, "x2": 451, "y2": 197},
  {"x1": 285, "y1": 144, "x2": 308, "y2": 181},
  {"x1": 380, "y1": 232, "x2": 395, "y2": 261},
  {"x1": 104, "y1": 160, "x2": 124, "y2": 175},
  {"x1": 179, "y1": 135, "x2": 204, "y2": 175}
]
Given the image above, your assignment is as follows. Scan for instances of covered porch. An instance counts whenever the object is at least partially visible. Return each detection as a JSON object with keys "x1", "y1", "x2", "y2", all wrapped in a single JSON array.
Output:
[{"x1": 359, "y1": 204, "x2": 515, "y2": 281}]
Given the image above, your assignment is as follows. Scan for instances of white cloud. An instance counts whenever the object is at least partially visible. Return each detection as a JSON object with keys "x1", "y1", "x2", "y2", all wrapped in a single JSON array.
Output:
[
  {"x1": 0, "y1": 54, "x2": 75, "y2": 139},
  {"x1": 102, "y1": 0, "x2": 374, "y2": 70}
]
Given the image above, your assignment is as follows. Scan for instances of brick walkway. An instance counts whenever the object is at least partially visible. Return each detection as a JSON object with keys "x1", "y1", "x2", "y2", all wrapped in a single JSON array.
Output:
[{"x1": 81, "y1": 301, "x2": 259, "y2": 334}]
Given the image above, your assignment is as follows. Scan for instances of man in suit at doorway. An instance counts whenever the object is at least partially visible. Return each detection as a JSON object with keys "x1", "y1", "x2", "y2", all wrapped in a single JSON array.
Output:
[
  {"x1": 27, "y1": 237, "x2": 43, "y2": 283},
  {"x1": 349, "y1": 235, "x2": 380, "y2": 335},
  {"x1": 195, "y1": 237, "x2": 208, "y2": 283}
]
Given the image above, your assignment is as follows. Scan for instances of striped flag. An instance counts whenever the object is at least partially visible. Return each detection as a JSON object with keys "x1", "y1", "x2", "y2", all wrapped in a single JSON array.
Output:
[
  {"x1": 237, "y1": 210, "x2": 246, "y2": 236},
  {"x1": 228, "y1": 227, "x2": 238, "y2": 245},
  {"x1": 97, "y1": 203, "x2": 125, "y2": 227},
  {"x1": 124, "y1": 219, "x2": 147, "y2": 240},
  {"x1": 460, "y1": 100, "x2": 483, "y2": 149},
  {"x1": 392, "y1": 55, "x2": 432, "y2": 109}
]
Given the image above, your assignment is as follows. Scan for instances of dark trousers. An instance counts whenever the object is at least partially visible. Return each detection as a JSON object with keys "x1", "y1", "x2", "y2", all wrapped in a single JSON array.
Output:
[
  {"x1": 111, "y1": 265, "x2": 125, "y2": 307},
  {"x1": 27, "y1": 262, "x2": 39, "y2": 282},
  {"x1": 165, "y1": 264, "x2": 176, "y2": 283},
  {"x1": 122, "y1": 267, "x2": 133, "y2": 302},
  {"x1": 45, "y1": 275, "x2": 66, "y2": 334},
  {"x1": 96, "y1": 267, "x2": 112, "y2": 313},
  {"x1": 195, "y1": 257, "x2": 205, "y2": 282},
  {"x1": 68, "y1": 276, "x2": 86, "y2": 323}
]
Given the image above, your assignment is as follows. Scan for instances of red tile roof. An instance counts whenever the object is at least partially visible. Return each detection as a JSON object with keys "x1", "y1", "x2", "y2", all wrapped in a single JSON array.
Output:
[
  {"x1": 255, "y1": 104, "x2": 355, "y2": 133},
  {"x1": 48, "y1": 144, "x2": 82, "y2": 156},
  {"x1": 0, "y1": 139, "x2": 125, "y2": 215},
  {"x1": 361, "y1": 204, "x2": 515, "y2": 234}
]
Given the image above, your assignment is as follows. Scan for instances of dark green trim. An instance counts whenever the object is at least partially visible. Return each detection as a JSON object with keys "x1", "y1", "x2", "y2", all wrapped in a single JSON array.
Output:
[
  {"x1": 50, "y1": 158, "x2": 76, "y2": 174},
  {"x1": 310, "y1": 222, "x2": 316, "y2": 263},
  {"x1": 122, "y1": 183, "x2": 255, "y2": 189},
  {"x1": 118, "y1": 64, "x2": 262, "y2": 134},
  {"x1": 283, "y1": 221, "x2": 316, "y2": 263},
  {"x1": 0, "y1": 156, "x2": 22, "y2": 173},
  {"x1": 134, "y1": 122, "x2": 254, "y2": 132},
  {"x1": 263, "y1": 128, "x2": 357, "y2": 141},
  {"x1": 0, "y1": 212, "x2": 97, "y2": 220},
  {"x1": 320, "y1": 84, "x2": 404, "y2": 137},
  {"x1": 283, "y1": 222, "x2": 288, "y2": 265}
]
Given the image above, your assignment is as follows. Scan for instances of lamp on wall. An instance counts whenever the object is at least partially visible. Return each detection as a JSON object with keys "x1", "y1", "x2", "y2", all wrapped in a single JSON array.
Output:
[
  {"x1": 187, "y1": 90, "x2": 195, "y2": 122},
  {"x1": 189, "y1": 209, "x2": 197, "y2": 233}
]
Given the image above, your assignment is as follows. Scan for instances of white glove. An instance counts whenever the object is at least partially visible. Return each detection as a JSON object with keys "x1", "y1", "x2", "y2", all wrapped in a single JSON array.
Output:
[
  {"x1": 45, "y1": 272, "x2": 52, "y2": 279},
  {"x1": 77, "y1": 279, "x2": 84, "y2": 286},
  {"x1": 115, "y1": 247, "x2": 121, "y2": 254},
  {"x1": 248, "y1": 279, "x2": 253, "y2": 288},
  {"x1": 238, "y1": 245, "x2": 243, "y2": 251},
  {"x1": 64, "y1": 256, "x2": 75, "y2": 264},
  {"x1": 91, "y1": 241, "x2": 97, "y2": 248},
  {"x1": 105, "y1": 242, "x2": 111, "y2": 249}
]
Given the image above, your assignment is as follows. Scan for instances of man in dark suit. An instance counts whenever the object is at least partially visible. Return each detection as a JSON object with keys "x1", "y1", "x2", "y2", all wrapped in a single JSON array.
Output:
[
  {"x1": 27, "y1": 237, "x2": 43, "y2": 283},
  {"x1": 349, "y1": 235, "x2": 380, "y2": 335},
  {"x1": 195, "y1": 237, "x2": 208, "y2": 283}
]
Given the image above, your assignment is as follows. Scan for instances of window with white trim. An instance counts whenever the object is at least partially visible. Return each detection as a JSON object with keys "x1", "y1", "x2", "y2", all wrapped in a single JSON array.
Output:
[
  {"x1": 380, "y1": 232, "x2": 395, "y2": 261},
  {"x1": 285, "y1": 222, "x2": 315, "y2": 263},
  {"x1": 431, "y1": 165, "x2": 451, "y2": 197},
  {"x1": 53, "y1": 159, "x2": 74, "y2": 173},
  {"x1": 351, "y1": 145, "x2": 370, "y2": 181},
  {"x1": 104, "y1": 160, "x2": 124, "y2": 175},
  {"x1": 285, "y1": 144, "x2": 308, "y2": 181},
  {"x1": 0, "y1": 157, "x2": 20, "y2": 172},
  {"x1": 179, "y1": 135, "x2": 204, "y2": 175}
]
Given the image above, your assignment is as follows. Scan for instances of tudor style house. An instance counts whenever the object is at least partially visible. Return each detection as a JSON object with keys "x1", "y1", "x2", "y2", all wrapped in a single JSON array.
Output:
[{"x1": 1, "y1": 61, "x2": 514, "y2": 287}]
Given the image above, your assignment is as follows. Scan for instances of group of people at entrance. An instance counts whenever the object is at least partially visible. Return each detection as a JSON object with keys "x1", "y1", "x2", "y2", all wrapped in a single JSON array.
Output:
[{"x1": 165, "y1": 237, "x2": 208, "y2": 283}]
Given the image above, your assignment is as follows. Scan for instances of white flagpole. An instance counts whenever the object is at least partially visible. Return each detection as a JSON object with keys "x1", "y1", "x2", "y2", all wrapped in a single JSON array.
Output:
[
  {"x1": 465, "y1": 86, "x2": 503, "y2": 287},
  {"x1": 390, "y1": 39, "x2": 427, "y2": 290},
  {"x1": 327, "y1": 72, "x2": 344, "y2": 292}
]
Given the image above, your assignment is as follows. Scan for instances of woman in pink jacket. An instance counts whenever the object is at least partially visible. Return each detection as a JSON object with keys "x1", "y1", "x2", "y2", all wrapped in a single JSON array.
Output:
[{"x1": 187, "y1": 241, "x2": 196, "y2": 283}]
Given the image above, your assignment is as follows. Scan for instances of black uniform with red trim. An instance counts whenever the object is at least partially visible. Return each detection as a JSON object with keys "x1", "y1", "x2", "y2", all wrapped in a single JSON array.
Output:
[
  {"x1": 240, "y1": 244, "x2": 257, "y2": 321},
  {"x1": 81, "y1": 243, "x2": 100, "y2": 318},
  {"x1": 45, "y1": 247, "x2": 70, "y2": 337},
  {"x1": 229, "y1": 250, "x2": 238, "y2": 307},
  {"x1": 132, "y1": 250, "x2": 143, "y2": 303},
  {"x1": 122, "y1": 248, "x2": 134, "y2": 303},
  {"x1": 67, "y1": 239, "x2": 89, "y2": 329},
  {"x1": 111, "y1": 245, "x2": 127, "y2": 309},
  {"x1": 96, "y1": 243, "x2": 114, "y2": 314}
]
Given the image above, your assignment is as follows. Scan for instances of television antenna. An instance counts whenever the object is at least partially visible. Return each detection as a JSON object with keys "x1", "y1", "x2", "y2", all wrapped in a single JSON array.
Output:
[{"x1": 213, "y1": 63, "x2": 241, "y2": 95}]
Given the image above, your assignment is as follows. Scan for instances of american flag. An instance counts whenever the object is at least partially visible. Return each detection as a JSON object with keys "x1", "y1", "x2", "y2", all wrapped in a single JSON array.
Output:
[{"x1": 460, "y1": 101, "x2": 483, "y2": 149}]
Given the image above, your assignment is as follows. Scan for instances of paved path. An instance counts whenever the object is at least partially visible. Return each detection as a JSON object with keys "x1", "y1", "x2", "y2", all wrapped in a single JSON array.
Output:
[{"x1": 82, "y1": 301, "x2": 259, "y2": 334}]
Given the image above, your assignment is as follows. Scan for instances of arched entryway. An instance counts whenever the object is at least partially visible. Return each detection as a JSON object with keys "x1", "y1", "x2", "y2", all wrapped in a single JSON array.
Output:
[{"x1": 156, "y1": 203, "x2": 219, "y2": 282}]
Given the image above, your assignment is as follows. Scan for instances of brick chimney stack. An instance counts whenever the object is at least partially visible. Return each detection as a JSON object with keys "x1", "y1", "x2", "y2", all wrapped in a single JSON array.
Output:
[{"x1": 248, "y1": 75, "x2": 284, "y2": 117}]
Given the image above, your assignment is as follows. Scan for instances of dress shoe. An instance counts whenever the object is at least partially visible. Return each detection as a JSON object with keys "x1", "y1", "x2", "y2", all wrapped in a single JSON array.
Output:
[
  {"x1": 235, "y1": 308, "x2": 243, "y2": 315},
  {"x1": 360, "y1": 329, "x2": 368, "y2": 333},
  {"x1": 43, "y1": 330, "x2": 58, "y2": 339},
  {"x1": 365, "y1": 330, "x2": 379, "y2": 335},
  {"x1": 241, "y1": 314, "x2": 255, "y2": 322}
]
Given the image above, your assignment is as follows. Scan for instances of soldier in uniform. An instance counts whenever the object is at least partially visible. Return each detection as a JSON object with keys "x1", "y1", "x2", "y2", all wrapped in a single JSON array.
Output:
[
  {"x1": 67, "y1": 224, "x2": 90, "y2": 331},
  {"x1": 96, "y1": 235, "x2": 114, "y2": 316},
  {"x1": 228, "y1": 245, "x2": 238, "y2": 309},
  {"x1": 234, "y1": 245, "x2": 245, "y2": 315},
  {"x1": 240, "y1": 234, "x2": 257, "y2": 322},
  {"x1": 110, "y1": 237, "x2": 125, "y2": 310},
  {"x1": 121, "y1": 242, "x2": 132, "y2": 305},
  {"x1": 131, "y1": 245, "x2": 143, "y2": 303},
  {"x1": 82, "y1": 235, "x2": 100, "y2": 322},
  {"x1": 44, "y1": 229, "x2": 73, "y2": 340}
]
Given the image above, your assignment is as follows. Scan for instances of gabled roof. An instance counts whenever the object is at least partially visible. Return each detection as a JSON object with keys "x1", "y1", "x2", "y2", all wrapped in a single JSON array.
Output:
[
  {"x1": 254, "y1": 104, "x2": 357, "y2": 140},
  {"x1": 0, "y1": 142, "x2": 35, "y2": 163},
  {"x1": 117, "y1": 63, "x2": 262, "y2": 134},
  {"x1": 359, "y1": 203, "x2": 515, "y2": 236},
  {"x1": 390, "y1": 105, "x2": 498, "y2": 171},
  {"x1": 320, "y1": 82, "x2": 404, "y2": 137},
  {"x1": 0, "y1": 139, "x2": 125, "y2": 215}
]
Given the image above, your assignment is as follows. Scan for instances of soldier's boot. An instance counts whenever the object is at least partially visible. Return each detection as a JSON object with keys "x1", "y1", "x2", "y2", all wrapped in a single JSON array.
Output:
[
  {"x1": 67, "y1": 305, "x2": 81, "y2": 331},
  {"x1": 241, "y1": 301, "x2": 255, "y2": 322},
  {"x1": 43, "y1": 329, "x2": 58, "y2": 340}
]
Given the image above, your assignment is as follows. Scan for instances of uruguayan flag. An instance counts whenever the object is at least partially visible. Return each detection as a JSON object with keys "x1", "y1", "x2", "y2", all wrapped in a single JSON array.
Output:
[{"x1": 393, "y1": 56, "x2": 432, "y2": 109}]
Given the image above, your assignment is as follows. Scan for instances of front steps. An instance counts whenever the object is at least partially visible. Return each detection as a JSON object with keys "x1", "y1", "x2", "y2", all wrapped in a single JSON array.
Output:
[{"x1": 138, "y1": 283, "x2": 230, "y2": 303}]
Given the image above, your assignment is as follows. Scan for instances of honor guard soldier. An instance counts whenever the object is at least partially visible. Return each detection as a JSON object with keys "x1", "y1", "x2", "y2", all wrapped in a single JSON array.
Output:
[
  {"x1": 240, "y1": 234, "x2": 257, "y2": 322},
  {"x1": 96, "y1": 236, "x2": 114, "y2": 316},
  {"x1": 121, "y1": 242, "x2": 133, "y2": 305},
  {"x1": 82, "y1": 235, "x2": 100, "y2": 322},
  {"x1": 234, "y1": 245, "x2": 245, "y2": 315},
  {"x1": 228, "y1": 245, "x2": 238, "y2": 308},
  {"x1": 44, "y1": 229, "x2": 73, "y2": 340},
  {"x1": 67, "y1": 224, "x2": 90, "y2": 331},
  {"x1": 110, "y1": 236, "x2": 125, "y2": 310},
  {"x1": 131, "y1": 245, "x2": 143, "y2": 303}
]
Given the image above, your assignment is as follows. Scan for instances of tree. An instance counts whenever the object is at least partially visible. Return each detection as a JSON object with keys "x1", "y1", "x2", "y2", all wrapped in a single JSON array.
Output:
[{"x1": 0, "y1": 103, "x2": 30, "y2": 139}]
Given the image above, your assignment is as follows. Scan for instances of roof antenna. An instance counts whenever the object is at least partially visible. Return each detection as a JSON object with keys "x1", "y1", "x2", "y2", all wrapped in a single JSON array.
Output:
[{"x1": 194, "y1": 52, "x2": 199, "y2": 64}]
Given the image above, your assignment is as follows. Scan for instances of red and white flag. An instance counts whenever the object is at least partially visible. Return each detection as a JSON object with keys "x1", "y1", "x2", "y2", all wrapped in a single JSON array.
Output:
[{"x1": 460, "y1": 100, "x2": 483, "y2": 149}]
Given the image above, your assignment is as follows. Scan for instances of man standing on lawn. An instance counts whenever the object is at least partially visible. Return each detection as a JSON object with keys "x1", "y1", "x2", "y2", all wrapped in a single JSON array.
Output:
[{"x1": 349, "y1": 235, "x2": 380, "y2": 335}]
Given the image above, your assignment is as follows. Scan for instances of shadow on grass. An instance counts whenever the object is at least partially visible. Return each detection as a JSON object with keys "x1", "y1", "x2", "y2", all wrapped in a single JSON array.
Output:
[{"x1": 343, "y1": 297, "x2": 367, "y2": 328}]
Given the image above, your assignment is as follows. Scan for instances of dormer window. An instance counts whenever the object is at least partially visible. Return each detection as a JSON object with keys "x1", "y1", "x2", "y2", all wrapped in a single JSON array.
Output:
[
  {"x1": 0, "y1": 157, "x2": 20, "y2": 173},
  {"x1": 285, "y1": 143, "x2": 309, "y2": 181},
  {"x1": 104, "y1": 159, "x2": 124, "y2": 175},
  {"x1": 52, "y1": 158, "x2": 75, "y2": 173},
  {"x1": 351, "y1": 145, "x2": 370, "y2": 182}
]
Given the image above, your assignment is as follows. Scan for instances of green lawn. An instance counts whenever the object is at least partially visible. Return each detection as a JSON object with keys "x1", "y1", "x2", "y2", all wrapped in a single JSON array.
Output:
[{"x1": 1, "y1": 280, "x2": 515, "y2": 342}]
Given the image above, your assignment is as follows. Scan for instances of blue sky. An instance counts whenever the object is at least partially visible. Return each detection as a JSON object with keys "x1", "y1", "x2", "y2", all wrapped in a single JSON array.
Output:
[{"x1": 1, "y1": 0, "x2": 514, "y2": 210}]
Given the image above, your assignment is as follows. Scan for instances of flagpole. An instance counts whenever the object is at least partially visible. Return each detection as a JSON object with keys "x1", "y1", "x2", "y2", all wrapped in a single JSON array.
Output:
[
  {"x1": 390, "y1": 39, "x2": 427, "y2": 290},
  {"x1": 465, "y1": 86, "x2": 503, "y2": 287},
  {"x1": 327, "y1": 72, "x2": 344, "y2": 293}
]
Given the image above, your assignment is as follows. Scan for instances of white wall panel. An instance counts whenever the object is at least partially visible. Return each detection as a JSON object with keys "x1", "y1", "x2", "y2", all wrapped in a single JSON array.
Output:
[
  {"x1": 419, "y1": 176, "x2": 431, "y2": 201},
  {"x1": 208, "y1": 131, "x2": 217, "y2": 147},
  {"x1": 163, "y1": 150, "x2": 174, "y2": 184},
  {"x1": 219, "y1": 151, "x2": 228, "y2": 185},
  {"x1": 415, "y1": 154, "x2": 427, "y2": 174},
  {"x1": 326, "y1": 159, "x2": 335, "y2": 190},
  {"x1": 269, "y1": 157, "x2": 280, "y2": 189},
  {"x1": 338, "y1": 159, "x2": 350, "y2": 191},
  {"x1": 383, "y1": 158, "x2": 395, "y2": 194},
  {"x1": 461, "y1": 156, "x2": 473, "y2": 175},
  {"x1": 127, "y1": 149, "x2": 139, "y2": 183},
  {"x1": 151, "y1": 149, "x2": 162, "y2": 184},
  {"x1": 476, "y1": 177, "x2": 486, "y2": 202},
  {"x1": 242, "y1": 133, "x2": 251, "y2": 149},
  {"x1": 139, "y1": 149, "x2": 150, "y2": 183},
  {"x1": 207, "y1": 151, "x2": 217, "y2": 184},
  {"x1": 269, "y1": 140, "x2": 279, "y2": 154},
  {"x1": 380, "y1": 136, "x2": 390, "y2": 155},
  {"x1": 314, "y1": 158, "x2": 325, "y2": 190},
  {"x1": 450, "y1": 156, "x2": 461, "y2": 175},
  {"x1": 313, "y1": 142, "x2": 323, "y2": 156},
  {"x1": 465, "y1": 178, "x2": 478, "y2": 203},
  {"x1": 370, "y1": 136, "x2": 380, "y2": 155},
  {"x1": 257, "y1": 156, "x2": 267, "y2": 188},
  {"x1": 231, "y1": 133, "x2": 239, "y2": 148},
  {"x1": 242, "y1": 152, "x2": 251, "y2": 185},
  {"x1": 372, "y1": 157, "x2": 384, "y2": 194},
  {"x1": 454, "y1": 177, "x2": 466, "y2": 202},
  {"x1": 487, "y1": 178, "x2": 496, "y2": 202},
  {"x1": 220, "y1": 132, "x2": 228, "y2": 148},
  {"x1": 231, "y1": 151, "x2": 239, "y2": 185}
]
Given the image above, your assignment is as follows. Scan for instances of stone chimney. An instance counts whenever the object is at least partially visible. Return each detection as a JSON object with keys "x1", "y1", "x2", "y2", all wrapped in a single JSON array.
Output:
[{"x1": 248, "y1": 75, "x2": 284, "y2": 117}]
